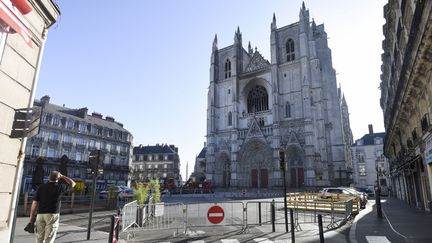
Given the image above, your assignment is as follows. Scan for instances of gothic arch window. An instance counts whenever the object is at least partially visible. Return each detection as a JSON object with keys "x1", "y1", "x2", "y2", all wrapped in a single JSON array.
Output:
[
  {"x1": 285, "y1": 102, "x2": 291, "y2": 118},
  {"x1": 247, "y1": 85, "x2": 269, "y2": 113},
  {"x1": 224, "y1": 59, "x2": 231, "y2": 78},
  {"x1": 286, "y1": 39, "x2": 295, "y2": 62},
  {"x1": 228, "y1": 112, "x2": 232, "y2": 126}
]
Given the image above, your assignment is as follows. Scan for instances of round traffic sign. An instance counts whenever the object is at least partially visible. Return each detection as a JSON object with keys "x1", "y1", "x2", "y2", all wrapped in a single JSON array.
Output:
[{"x1": 207, "y1": 205, "x2": 224, "y2": 224}]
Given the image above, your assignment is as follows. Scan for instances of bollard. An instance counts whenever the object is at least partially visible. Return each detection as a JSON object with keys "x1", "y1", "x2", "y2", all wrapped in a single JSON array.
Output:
[
  {"x1": 258, "y1": 202, "x2": 262, "y2": 226},
  {"x1": 290, "y1": 208, "x2": 295, "y2": 242},
  {"x1": 318, "y1": 214, "x2": 324, "y2": 243},
  {"x1": 271, "y1": 200, "x2": 275, "y2": 232},
  {"x1": 71, "y1": 192, "x2": 75, "y2": 209}
]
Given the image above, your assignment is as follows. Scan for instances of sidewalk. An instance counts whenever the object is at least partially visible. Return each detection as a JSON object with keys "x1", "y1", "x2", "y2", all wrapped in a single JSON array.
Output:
[
  {"x1": 350, "y1": 197, "x2": 432, "y2": 243},
  {"x1": 13, "y1": 216, "x2": 116, "y2": 243}
]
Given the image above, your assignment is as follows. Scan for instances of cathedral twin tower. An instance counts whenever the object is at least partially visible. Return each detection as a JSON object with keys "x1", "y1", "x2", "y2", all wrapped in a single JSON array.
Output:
[{"x1": 205, "y1": 3, "x2": 353, "y2": 189}]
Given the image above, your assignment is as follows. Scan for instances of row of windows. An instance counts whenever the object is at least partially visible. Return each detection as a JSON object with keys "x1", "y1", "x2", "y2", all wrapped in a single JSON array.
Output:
[
  {"x1": 222, "y1": 39, "x2": 296, "y2": 80},
  {"x1": 42, "y1": 113, "x2": 130, "y2": 142},
  {"x1": 30, "y1": 145, "x2": 128, "y2": 165},
  {"x1": 134, "y1": 164, "x2": 173, "y2": 170},
  {"x1": 134, "y1": 154, "x2": 175, "y2": 162},
  {"x1": 35, "y1": 130, "x2": 128, "y2": 153}
]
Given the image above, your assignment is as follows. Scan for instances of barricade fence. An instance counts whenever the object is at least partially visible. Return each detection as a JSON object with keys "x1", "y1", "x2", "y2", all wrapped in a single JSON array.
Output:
[{"x1": 120, "y1": 197, "x2": 356, "y2": 239}]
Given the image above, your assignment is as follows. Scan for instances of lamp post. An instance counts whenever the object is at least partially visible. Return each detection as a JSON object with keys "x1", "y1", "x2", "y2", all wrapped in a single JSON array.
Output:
[
  {"x1": 375, "y1": 159, "x2": 382, "y2": 218},
  {"x1": 279, "y1": 150, "x2": 288, "y2": 233}
]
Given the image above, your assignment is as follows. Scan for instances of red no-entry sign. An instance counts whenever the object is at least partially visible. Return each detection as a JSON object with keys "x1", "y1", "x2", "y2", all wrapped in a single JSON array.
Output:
[{"x1": 207, "y1": 205, "x2": 224, "y2": 224}]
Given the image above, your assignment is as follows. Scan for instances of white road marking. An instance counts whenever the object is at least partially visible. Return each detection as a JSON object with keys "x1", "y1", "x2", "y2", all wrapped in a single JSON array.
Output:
[
  {"x1": 188, "y1": 241, "x2": 205, "y2": 243},
  {"x1": 365, "y1": 236, "x2": 391, "y2": 243},
  {"x1": 254, "y1": 238, "x2": 274, "y2": 243},
  {"x1": 221, "y1": 240, "x2": 240, "y2": 243}
]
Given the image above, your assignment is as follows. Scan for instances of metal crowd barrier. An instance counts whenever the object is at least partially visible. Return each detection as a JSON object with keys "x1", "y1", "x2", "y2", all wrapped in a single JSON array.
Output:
[{"x1": 121, "y1": 200, "x2": 138, "y2": 231}]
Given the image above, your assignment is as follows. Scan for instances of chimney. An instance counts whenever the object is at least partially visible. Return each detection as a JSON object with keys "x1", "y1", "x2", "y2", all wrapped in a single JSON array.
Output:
[
  {"x1": 91, "y1": 112, "x2": 103, "y2": 119},
  {"x1": 368, "y1": 124, "x2": 374, "y2": 134},
  {"x1": 40, "y1": 95, "x2": 50, "y2": 107},
  {"x1": 105, "y1": 116, "x2": 115, "y2": 122},
  {"x1": 78, "y1": 107, "x2": 88, "y2": 118}
]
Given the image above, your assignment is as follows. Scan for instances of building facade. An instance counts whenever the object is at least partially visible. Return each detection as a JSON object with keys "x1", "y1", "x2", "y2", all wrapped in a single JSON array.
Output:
[
  {"x1": 0, "y1": 0, "x2": 60, "y2": 240},
  {"x1": 380, "y1": 0, "x2": 432, "y2": 210},
  {"x1": 191, "y1": 145, "x2": 207, "y2": 182},
  {"x1": 205, "y1": 3, "x2": 353, "y2": 189},
  {"x1": 22, "y1": 96, "x2": 133, "y2": 192},
  {"x1": 351, "y1": 126, "x2": 389, "y2": 190},
  {"x1": 132, "y1": 144, "x2": 181, "y2": 182}
]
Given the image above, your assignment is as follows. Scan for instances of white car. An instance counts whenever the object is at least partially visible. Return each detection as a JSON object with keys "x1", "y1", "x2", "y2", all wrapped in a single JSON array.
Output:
[{"x1": 99, "y1": 186, "x2": 133, "y2": 199}]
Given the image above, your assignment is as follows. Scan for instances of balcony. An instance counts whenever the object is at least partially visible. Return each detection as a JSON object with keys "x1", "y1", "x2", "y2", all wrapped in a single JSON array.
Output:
[
  {"x1": 76, "y1": 144, "x2": 87, "y2": 150},
  {"x1": 47, "y1": 139, "x2": 59, "y2": 146},
  {"x1": 62, "y1": 141, "x2": 73, "y2": 147},
  {"x1": 120, "y1": 151, "x2": 128, "y2": 156},
  {"x1": 110, "y1": 150, "x2": 118, "y2": 155}
]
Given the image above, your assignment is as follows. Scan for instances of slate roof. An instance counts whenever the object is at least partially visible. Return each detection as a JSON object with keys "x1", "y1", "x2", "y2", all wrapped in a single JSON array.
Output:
[
  {"x1": 35, "y1": 99, "x2": 130, "y2": 133},
  {"x1": 133, "y1": 144, "x2": 178, "y2": 155},
  {"x1": 197, "y1": 147, "x2": 206, "y2": 158},
  {"x1": 353, "y1": 132, "x2": 385, "y2": 146}
]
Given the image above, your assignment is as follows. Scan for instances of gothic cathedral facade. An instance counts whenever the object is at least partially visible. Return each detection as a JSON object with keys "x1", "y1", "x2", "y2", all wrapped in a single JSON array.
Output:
[{"x1": 205, "y1": 4, "x2": 353, "y2": 189}]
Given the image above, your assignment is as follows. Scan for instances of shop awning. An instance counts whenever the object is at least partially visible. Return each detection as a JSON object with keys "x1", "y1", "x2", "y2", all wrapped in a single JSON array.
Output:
[{"x1": 0, "y1": 0, "x2": 32, "y2": 47}]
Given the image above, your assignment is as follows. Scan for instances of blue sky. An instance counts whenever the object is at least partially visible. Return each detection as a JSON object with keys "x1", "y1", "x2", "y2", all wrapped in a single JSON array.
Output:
[{"x1": 37, "y1": 0, "x2": 387, "y2": 180}]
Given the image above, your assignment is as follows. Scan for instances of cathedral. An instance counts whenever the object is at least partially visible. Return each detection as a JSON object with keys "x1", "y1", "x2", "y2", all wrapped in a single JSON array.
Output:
[{"x1": 204, "y1": 3, "x2": 353, "y2": 189}]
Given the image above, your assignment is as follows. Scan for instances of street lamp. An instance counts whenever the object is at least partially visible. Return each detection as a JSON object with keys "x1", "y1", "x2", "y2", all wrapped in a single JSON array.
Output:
[{"x1": 375, "y1": 159, "x2": 382, "y2": 218}]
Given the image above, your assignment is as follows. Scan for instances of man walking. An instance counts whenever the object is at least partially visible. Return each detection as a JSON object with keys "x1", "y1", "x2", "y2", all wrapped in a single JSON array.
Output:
[{"x1": 29, "y1": 171, "x2": 76, "y2": 243}]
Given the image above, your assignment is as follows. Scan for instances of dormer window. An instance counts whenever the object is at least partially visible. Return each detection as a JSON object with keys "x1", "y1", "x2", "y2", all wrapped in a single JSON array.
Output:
[
  {"x1": 286, "y1": 39, "x2": 295, "y2": 62},
  {"x1": 224, "y1": 59, "x2": 231, "y2": 78}
]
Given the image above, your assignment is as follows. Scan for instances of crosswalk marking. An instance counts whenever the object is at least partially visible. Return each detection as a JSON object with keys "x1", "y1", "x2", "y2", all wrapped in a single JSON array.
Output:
[
  {"x1": 365, "y1": 236, "x2": 391, "y2": 243},
  {"x1": 220, "y1": 240, "x2": 240, "y2": 243}
]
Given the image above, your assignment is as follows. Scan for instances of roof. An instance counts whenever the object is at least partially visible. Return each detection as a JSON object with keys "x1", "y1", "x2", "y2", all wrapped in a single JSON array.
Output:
[
  {"x1": 197, "y1": 147, "x2": 206, "y2": 158},
  {"x1": 353, "y1": 132, "x2": 385, "y2": 146},
  {"x1": 35, "y1": 99, "x2": 130, "y2": 133},
  {"x1": 133, "y1": 144, "x2": 178, "y2": 155}
]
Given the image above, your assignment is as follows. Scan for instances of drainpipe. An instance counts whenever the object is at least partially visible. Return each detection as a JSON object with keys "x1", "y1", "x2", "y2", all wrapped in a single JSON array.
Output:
[{"x1": 9, "y1": 27, "x2": 49, "y2": 243}]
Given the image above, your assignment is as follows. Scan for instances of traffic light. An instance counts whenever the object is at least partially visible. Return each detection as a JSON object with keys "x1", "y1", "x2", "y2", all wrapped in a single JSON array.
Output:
[
  {"x1": 279, "y1": 150, "x2": 285, "y2": 170},
  {"x1": 89, "y1": 150, "x2": 104, "y2": 173}
]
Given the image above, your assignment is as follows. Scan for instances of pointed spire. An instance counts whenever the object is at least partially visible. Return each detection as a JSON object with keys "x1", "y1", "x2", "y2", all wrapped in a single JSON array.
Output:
[
  {"x1": 212, "y1": 34, "x2": 218, "y2": 52},
  {"x1": 234, "y1": 26, "x2": 242, "y2": 44},
  {"x1": 248, "y1": 41, "x2": 253, "y2": 55},
  {"x1": 312, "y1": 18, "x2": 317, "y2": 31},
  {"x1": 271, "y1": 12, "x2": 277, "y2": 30},
  {"x1": 302, "y1": 1, "x2": 306, "y2": 10}
]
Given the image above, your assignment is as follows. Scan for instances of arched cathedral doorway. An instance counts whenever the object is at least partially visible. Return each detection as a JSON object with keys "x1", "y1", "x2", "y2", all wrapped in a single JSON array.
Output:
[
  {"x1": 217, "y1": 152, "x2": 231, "y2": 188},
  {"x1": 239, "y1": 139, "x2": 272, "y2": 188},
  {"x1": 285, "y1": 144, "x2": 304, "y2": 188}
]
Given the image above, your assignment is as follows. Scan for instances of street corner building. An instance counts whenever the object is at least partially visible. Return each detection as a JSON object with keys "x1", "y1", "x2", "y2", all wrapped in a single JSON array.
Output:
[
  {"x1": 380, "y1": 0, "x2": 432, "y2": 211},
  {"x1": 0, "y1": 0, "x2": 60, "y2": 240},
  {"x1": 204, "y1": 3, "x2": 353, "y2": 189},
  {"x1": 131, "y1": 144, "x2": 181, "y2": 183},
  {"x1": 23, "y1": 96, "x2": 134, "y2": 193}
]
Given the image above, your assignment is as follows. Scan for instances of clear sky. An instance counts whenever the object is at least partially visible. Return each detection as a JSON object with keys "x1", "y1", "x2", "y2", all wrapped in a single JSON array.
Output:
[{"x1": 36, "y1": 0, "x2": 387, "y2": 180}]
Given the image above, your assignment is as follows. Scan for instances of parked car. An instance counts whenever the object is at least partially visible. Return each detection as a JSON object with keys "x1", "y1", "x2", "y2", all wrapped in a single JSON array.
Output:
[
  {"x1": 341, "y1": 187, "x2": 368, "y2": 208},
  {"x1": 99, "y1": 186, "x2": 133, "y2": 199},
  {"x1": 319, "y1": 187, "x2": 367, "y2": 209}
]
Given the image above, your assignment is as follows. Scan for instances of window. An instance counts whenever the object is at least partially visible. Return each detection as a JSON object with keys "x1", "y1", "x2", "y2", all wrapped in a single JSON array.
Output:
[
  {"x1": 164, "y1": 164, "x2": 167, "y2": 169},
  {"x1": 62, "y1": 148, "x2": 71, "y2": 158},
  {"x1": 359, "y1": 164, "x2": 366, "y2": 176},
  {"x1": 79, "y1": 122, "x2": 86, "y2": 132},
  {"x1": 74, "y1": 121, "x2": 79, "y2": 130},
  {"x1": 228, "y1": 112, "x2": 232, "y2": 126},
  {"x1": 286, "y1": 39, "x2": 295, "y2": 62},
  {"x1": 52, "y1": 115, "x2": 60, "y2": 126},
  {"x1": 148, "y1": 164, "x2": 152, "y2": 169},
  {"x1": 63, "y1": 134, "x2": 72, "y2": 143},
  {"x1": 31, "y1": 145, "x2": 40, "y2": 157},
  {"x1": 67, "y1": 119, "x2": 74, "y2": 129},
  {"x1": 47, "y1": 147, "x2": 56, "y2": 158},
  {"x1": 76, "y1": 151, "x2": 83, "y2": 161},
  {"x1": 49, "y1": 132, "x2": 58, "y2": 141},
  {"x1": 44, "y1": 114, "x2": 52, "y2": 124},
  {"x1": 285, "y1": 102, "x2": 291, "y2": 118},
  {"x1": 224, "y1": 59, "x2": 231, "y2": 78},
  {"x1": 247, "y1": 85, "x2": 269, "y2": 113}
]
